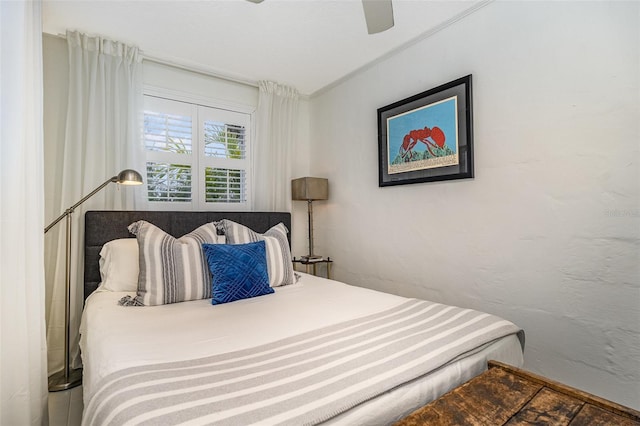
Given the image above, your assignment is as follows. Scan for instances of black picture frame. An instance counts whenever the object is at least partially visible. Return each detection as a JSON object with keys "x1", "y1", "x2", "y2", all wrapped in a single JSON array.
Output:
[{"x1": 377, "y1": 75, "x2": 474, "y2": 187}]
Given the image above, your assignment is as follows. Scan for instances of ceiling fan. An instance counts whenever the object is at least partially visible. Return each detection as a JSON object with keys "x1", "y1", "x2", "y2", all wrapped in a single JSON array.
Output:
[{"x1": 246, "y1": 0, "x2": 394, "y2": 35}]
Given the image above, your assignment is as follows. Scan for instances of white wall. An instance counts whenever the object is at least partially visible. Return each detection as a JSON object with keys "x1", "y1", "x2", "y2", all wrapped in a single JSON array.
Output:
[
  {"x1": 143, "y1": 60, "x2": 258, "y2": 109},
  {"x1": 309, "y1": 1, "x2": 639, "y2": 409}
]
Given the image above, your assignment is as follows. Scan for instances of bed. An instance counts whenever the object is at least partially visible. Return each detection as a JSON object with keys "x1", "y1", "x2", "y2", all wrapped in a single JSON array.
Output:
[{"x1": 80, "y1": 210, "x2": 525, "y2": 425}]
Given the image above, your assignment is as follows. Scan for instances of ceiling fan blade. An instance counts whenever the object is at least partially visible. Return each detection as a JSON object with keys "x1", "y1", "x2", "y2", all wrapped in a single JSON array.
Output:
[{"x1": 362, "y1": 0, "x2": 394, "y2": 34}]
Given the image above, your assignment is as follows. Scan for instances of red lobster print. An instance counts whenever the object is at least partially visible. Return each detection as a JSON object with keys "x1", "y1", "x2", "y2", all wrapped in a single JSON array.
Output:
[{"x1": 399, "y1": 126, "x2": 446, "y2": 160}]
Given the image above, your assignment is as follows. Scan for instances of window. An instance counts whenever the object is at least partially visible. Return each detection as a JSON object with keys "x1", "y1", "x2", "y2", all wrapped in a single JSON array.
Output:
[{"x1": 143, "y1": 95, "x2": 251, "y2": 209}]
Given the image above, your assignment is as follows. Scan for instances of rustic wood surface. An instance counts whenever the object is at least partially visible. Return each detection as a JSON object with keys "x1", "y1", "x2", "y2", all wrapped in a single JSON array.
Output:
[{"x1": 395, "y1": 360, "x2": 640, "y2": 426}]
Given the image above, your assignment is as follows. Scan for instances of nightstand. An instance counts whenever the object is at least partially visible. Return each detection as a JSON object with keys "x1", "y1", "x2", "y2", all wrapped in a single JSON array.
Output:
[{"x1": 292, "y1": 257, "x2": 333, "y2": 279}]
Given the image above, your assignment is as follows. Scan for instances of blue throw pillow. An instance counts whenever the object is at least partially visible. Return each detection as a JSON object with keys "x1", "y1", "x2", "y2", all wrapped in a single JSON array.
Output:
[{"x1": 202, "y1": 241, "x2": 273, "y2": 305}]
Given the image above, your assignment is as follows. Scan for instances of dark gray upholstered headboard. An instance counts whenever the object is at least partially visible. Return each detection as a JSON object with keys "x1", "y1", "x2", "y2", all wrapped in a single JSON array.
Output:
[{"x1": 84, "y1": 210, "x2": 291, "y2": 300}]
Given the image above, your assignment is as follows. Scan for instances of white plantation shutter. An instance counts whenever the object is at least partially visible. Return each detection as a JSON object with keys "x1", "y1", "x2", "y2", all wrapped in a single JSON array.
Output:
[
  {"x1": 205, "y1": 168, "x2": 246, "y2": 203},
  {"x1": 144, "y1": 111, "x2": 193, "y2": 153},
  {"x1": 203, "y1": 123, "x2": 246, "y2": 159},
  {"x1": 146, "y1": 162, "x2": 193, "y2": 202},
  {"x1": 143, "y1": 95, "x2": 251, "y2": 209},
  {"x1": 144, "y1": 97, "x2": 195, "y2": 205},
  {"x1": 200, "y1": 107, "x2": 249, "y2": 206}
]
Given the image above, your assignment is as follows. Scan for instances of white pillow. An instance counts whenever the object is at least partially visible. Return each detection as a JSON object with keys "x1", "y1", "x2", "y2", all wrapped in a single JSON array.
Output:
[{"x1": 98, "y1": 238, "x2": 139, "y2": 292}]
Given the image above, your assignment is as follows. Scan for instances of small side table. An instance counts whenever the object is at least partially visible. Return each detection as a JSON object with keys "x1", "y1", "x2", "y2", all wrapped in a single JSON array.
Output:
[{"x1": 293, "y1": 257, "x2": 333, "y2": 279}]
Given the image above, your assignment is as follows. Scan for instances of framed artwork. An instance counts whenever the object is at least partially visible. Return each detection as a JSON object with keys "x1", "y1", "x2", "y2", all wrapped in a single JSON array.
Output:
[{"x1": 377, "y1": 75, "x2": 474, "y2": 187}]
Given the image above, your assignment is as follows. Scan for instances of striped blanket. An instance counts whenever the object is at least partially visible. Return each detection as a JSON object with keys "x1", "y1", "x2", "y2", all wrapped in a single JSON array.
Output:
[{"x1": 83, "y1": 299, "x2": 523, "y2": 426}]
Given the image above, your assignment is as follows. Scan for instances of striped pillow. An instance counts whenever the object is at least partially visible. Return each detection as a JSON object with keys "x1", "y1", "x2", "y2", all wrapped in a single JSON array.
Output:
[
  {"x1": 217, "y1": 219, "x2": 294, "y2": 287},
  {"x1": 126, "y1": 220, "x2": 219, "y2": 305}
]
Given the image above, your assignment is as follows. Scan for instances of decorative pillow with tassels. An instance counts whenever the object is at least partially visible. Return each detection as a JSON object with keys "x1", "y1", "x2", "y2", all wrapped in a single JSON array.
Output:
[
  {"x1": 216, "y1": 219, "x2": 295, "y2": 287},
  {"x1": 119, "y1": 220, "x2": 219, "y2": 306}
]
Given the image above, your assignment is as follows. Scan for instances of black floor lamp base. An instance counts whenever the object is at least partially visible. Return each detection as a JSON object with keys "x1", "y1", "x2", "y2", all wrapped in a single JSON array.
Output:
[{"x1": 48, "y1": 367, "x2": 82, "y2": 392}]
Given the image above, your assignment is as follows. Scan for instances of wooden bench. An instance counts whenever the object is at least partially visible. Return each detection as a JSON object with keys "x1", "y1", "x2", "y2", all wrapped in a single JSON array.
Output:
[{"x1": 395, "y1": 360, "x2": 640, "y2": 425}]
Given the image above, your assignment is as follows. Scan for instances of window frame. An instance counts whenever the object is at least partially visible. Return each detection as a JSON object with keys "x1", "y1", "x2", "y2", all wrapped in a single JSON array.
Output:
[{"x1": 143, "y1": 86, "x2": 254, "y2": 211}]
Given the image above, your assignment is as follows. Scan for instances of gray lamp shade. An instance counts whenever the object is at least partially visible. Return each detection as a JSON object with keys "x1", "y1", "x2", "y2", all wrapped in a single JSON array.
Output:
[{"x1": 291, "y1": 177, "x2": 328, "y2": 201}]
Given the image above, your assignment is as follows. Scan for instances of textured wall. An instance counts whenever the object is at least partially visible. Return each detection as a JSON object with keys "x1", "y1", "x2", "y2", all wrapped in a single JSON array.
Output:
[{"x1": 309, "y1": 1, "x2": 639, "y2": 409}]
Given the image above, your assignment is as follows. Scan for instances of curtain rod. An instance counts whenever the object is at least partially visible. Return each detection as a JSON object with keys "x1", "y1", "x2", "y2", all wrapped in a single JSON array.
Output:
[{"x1": 47, "y1": 32, "x2": 258, "y2": 89}]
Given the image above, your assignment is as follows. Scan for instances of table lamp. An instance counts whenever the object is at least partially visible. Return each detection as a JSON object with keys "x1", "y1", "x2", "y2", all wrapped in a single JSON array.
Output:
[{"x1": 291, "y1": 177, "x2": 328, "y2": 260}]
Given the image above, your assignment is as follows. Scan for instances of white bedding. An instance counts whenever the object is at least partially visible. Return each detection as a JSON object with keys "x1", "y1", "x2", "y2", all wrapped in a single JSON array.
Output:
[{"x1": 80, "y1": 273, "x2": 523, "y2": 425}]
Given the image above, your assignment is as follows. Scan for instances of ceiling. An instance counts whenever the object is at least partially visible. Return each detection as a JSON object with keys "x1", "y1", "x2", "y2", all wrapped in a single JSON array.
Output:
[{"x1": 42, "y1": 0, "x2": 486, "y2": 96}]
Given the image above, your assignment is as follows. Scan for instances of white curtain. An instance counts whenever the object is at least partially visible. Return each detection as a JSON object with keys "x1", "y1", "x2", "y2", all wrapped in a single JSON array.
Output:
[
  {"x1": 253, "y1": 81, "x2": 300, "y2": 211},
  {"x1": 0, "y1": 0, "x2": 49, "y2": 424},
  {"x1": 45, "y1": 31, "x2": 144, "y2": 374}
]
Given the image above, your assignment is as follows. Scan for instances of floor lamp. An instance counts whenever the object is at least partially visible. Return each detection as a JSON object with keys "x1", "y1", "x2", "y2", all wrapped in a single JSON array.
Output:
[
  {"x1": 45, "y1": 169, "x2": 143, "y2": 391},
  {"x1": 291, "y1": 177, "x2": 328, "y2": 260}
]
